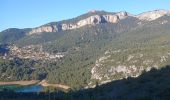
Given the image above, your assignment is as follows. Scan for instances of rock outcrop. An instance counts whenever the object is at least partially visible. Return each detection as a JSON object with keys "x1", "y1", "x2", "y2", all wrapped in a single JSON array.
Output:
[
  {"x1": 136, "y1": 9, "x2": 170, "y2": 21},
  {"x1": 27, "y1": 10, "x2": 170, "y2": 35},
  {"x1": 28, "y1": 11, "x2": 130, "y2": 35},
  {"x1": 28, "y1": 26, "x2": 58, "y2": 35},
  {"x1": 90, "y1": 48, "x2": 170, "y2": 86}
]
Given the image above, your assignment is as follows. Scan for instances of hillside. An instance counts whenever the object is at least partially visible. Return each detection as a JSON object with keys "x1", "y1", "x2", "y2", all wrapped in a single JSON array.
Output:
[{"x1": 0, "y1": 10, "x2": 170, "y2": 91}]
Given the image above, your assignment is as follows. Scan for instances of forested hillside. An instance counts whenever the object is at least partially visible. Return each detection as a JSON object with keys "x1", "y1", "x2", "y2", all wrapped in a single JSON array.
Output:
[{"x1": 1, "y1": 65, "x2": 170, "y2": 100}]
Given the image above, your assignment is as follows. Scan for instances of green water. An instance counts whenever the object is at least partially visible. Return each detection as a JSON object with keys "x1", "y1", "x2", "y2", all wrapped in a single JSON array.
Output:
[{"x1": 0, "y1": 85, "x2": 44, "y2": 92}]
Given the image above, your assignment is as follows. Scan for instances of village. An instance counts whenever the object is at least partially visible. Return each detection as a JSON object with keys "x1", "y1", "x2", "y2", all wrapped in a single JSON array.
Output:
[{"x1": 3, "y1": 45, "x2": 65, "y2": 61}]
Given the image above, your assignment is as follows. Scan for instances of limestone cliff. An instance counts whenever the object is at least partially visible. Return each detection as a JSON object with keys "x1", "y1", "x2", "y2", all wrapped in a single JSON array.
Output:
[
  {"x1": 28, "y1": 10, "x2": 170, "y2": 35},
  {"x1": 28, "y1": 11, "x2": 130, "y2": 35}
]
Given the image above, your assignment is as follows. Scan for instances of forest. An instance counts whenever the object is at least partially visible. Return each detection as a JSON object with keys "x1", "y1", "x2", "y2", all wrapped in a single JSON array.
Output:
[{"x1": 1, "y1": 65, "x2": 170, "y2": 100}]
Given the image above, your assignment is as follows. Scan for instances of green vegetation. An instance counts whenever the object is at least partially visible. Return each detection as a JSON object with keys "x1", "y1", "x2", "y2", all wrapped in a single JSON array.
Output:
[
  {"x1": 1, "y1": 66, "x2": 170, "y2": 100},
  {"x1": 0, "y1": 28, "x2": 29, "y2": 44},
  {"x1": 0, "y1": 58, "x2": 46, "y2": 81}
]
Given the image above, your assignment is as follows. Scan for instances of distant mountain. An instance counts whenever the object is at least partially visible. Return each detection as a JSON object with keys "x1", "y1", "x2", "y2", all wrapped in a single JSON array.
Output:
[
  {"x1": 1, "y1": 10, "x2": 169, "y2": 43},
  {"x1": 27, "y1": 11, "x2": 131, "y2": 35}
]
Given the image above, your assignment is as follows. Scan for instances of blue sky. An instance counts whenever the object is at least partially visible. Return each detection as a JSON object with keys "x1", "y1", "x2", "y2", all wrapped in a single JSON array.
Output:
[{"x1": 1, "y1": 0, "x2": 170, "y2": 31}]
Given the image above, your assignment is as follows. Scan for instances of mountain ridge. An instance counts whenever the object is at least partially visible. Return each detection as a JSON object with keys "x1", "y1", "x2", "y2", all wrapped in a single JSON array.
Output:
[
  {"x1": 1, "y1": 9, "x2": 170, "y2": 36},
  {"x1": 27, "y1": 11, "x2": 130, "y2": 35}
]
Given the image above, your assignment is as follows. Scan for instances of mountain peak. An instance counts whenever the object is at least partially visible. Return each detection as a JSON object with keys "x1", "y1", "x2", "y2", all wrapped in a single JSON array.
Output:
[
  {"x1": 115, "y1": 11, "x2": 132, "y2": 18},
  {"x1": 137, "y1": 9, "x2": 170, "y2": 21},
  {"x1": 3, "y1": 9, "x2": 170, "y2": 35},
  {"x1": 88, "y1": 10, "x2": 98, "y2": 13}
]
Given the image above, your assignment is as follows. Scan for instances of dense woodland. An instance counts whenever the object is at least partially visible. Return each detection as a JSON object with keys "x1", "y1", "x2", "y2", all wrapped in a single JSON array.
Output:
[{"x1": 1, "y1": 65, "x2": 170, "y2": 100}]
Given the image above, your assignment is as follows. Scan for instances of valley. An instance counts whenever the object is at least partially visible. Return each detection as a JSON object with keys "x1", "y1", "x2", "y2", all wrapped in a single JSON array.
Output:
[{"x1": 1, "y1": 9, "x2": 170, "y2": 99}]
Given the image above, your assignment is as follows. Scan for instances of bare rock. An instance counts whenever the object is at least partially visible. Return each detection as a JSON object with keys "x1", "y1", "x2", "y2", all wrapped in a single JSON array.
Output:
[
  {"x1": 28, "y1": 11, "x2": 131, "y2": 35},
  {"x1": 28, "y1": 25, "x2": 57, "y2": 35},
  {"x1": 136, "y1": 9, "x2": 170, "y2": 21}
]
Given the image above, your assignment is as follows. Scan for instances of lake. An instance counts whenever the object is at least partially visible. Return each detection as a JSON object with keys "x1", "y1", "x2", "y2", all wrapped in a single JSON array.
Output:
[{"x1": 0, "y1": 85, "x2": 44, "y2": 93}]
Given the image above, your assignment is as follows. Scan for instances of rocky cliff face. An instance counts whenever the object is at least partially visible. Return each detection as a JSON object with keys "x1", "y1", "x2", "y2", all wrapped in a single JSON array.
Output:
[
  {"x1": 28, "y1": 10, "x2": 170, "y2": 35},
  {"x1": 28, "y1": 26, "x2": 58, "y2": 35},
  {"x1": 28, "y1": 11, "x2": 130, "y2": 35}
]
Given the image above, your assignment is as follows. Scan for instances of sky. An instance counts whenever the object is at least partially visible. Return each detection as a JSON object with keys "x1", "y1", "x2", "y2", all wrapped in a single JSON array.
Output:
[{"x1": 1, "y1": 0, "x2": 170, "y2": 31}]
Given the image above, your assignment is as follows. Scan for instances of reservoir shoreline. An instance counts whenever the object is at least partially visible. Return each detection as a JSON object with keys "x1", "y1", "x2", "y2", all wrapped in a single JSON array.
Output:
[{"x1": 0, "y1": 80, "x2": 70, "y2": 90}]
